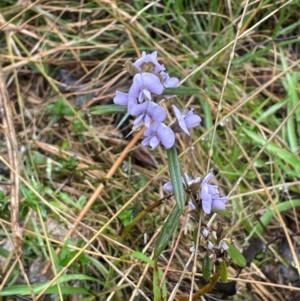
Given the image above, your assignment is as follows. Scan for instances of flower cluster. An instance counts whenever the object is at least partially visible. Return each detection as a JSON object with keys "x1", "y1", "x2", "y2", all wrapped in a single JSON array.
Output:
[
  {"x1": 114, "y1": 51, "x2": 201, "y2": 149},
  {"x1": 163, "y1": 173, "x2": 228, "y2": 214}
]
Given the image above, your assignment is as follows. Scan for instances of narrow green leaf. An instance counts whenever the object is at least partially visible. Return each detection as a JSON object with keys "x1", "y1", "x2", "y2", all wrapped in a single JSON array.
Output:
[
  {"x1": 89, "y1": 104, "x2": 127, "y2": 115},
  {"x1": 154, "y1": 205, "x2": 181, "y2": 258},
  {"x1": 0, "y1": 274, "x2": 98, "y2": 296},
  {"x1": 202, "y1": 254, "x2": 211, "y2": 281},
  {"x1": 219, "y1": 261, "x2": 228, "y2": 282},
  {"x1": 249, "y1": 199, "x2": 300, "y2": 238},
  {"x1": 225, "y1": 242, "x2": 246, "y2": 268},
  {"x1": 122, "y1": 251, "x2": 153, "y2": 266},
  {"x1": 243, "y1": 128, "x2": 300, "y2": 170},
  {"x1": 256, "y1": 98, "x2": 288, "y2": 124},
  {"x1": 163, "y1": 87, "x2": 204, "y2": 96},
  {"x1": 167, "y1": 146, "x2": 185, "y2": 210},
  {"x1": 280, "y1": 49, "x2": 299, "y2": 152}
]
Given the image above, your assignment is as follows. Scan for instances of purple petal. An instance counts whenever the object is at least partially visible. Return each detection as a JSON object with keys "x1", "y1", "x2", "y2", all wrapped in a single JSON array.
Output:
[
  {"x1": 140, "y1": 73, "x2": 164, "y2": 95},
  {"x1": 143, "y1": 122, "x2": 158, "y2": 136},
  {"x1": 133, "y1": 52, "x2": 165, "y2": 73},
  {"x1": 149, "y1": 136, "x2": 160, "y2": 149},
  {"x1": 188, "y1": 202, "x2": 196, "y2": 210},
  {"x1": 202, "y1": 227, "x2": 210, "y2": 237},
  {"x1": 200, "y1": 184, "x2": 212, "y2": 214},
  {"x1": 127, "y1": 96, "x2": 138, "y2": 114},
  {"x1": 172, "y1": 105, "x2": 190, "y2": 135},
  {"x1": 150, "y1": 51, "x2": 158, "y2": 60},
  {"x1": 133, "y1": 114, "x2": 144, "y2": 127},
  {"x1": 144, "y1": 115, "x2": 151, "y2": 128},
  {"x1": 141, "y1": 89, "x2": 152, "y2": 102},
  {"x1": 164, "y1": 76, "x2": 179, "y2": 88},
  {"x1": 207, "y1": 184, "x2": 219, "y2": 195},
  {"x1": 163, "y1": 182, "x2": 173, "y2": 193},
  {"x1": 129, "y1": 73, "x2": 164, "y2": 103},
  {"x1": 161, "y1": 72, "x2": 179, "y2": 87},
  {"x1": 220, "y1": 241, "x2": 228, "y2": 250},
  {"x1": 202, "y1": 200, "x2": 212, "y2": 214},
  {"x1": 182, "y1": 173, "x2": 192, "y2": 184},
  {"x1": 212, "y1": 199, "x2": 226, "y2": 210},
  {"x1": 212, "y1": 196, "x2": 228, "y2": 210},
  {"x1": 185, "y1": 114, "x2": 201, "y2": 128},
  {"x1": 130, "y1": 101, "x2": 148, "y2": 116},
  {"x1": 203, "y1": 173, "x2": 214, "y2": 184},
  {"x1": 141, "y1": 136, "x2": 152, "y2": 147},
  {"x1": 156, "y1": 123, "x2": 175, "y2": 149},
  {"x1": 142, "y1": 122, "x2": 175, "y2": 149},
  {"x1": 148, "y1": 102, "x2": 166, "y2": 122},
  {"x1": 131, "y1": 101, "x2": 166, "y2": 127},
  {"x1": 114, "y1": 91, "x2": 128, "y2": 105}
]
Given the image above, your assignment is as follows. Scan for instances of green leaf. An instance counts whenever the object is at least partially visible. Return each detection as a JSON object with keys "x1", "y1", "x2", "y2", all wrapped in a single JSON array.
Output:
[
  {"x1": 154, "y1": 205, "x2": 181, "y2": 258},
  {"x1": 219, "y1": 261, "x2": 228, "y2": 282},
  {"x1": 202, "y1": 254, "x2": 211, "y2": 281},
  {"x1": 0, "y1": 274, "x2": 98, "y2": 296},
  {"x1": 163, "y1": 87, "x2": 204, "y2": 96},
  {"x1": 225, "y1": 241, "x2": 246, "y2": 267},
  {"x1": 243, "y1": 128, "x2": 300, "y2": 171},
  {"x1": 122, "y1": 251, "x2": 154, "y2": 266},
  {"x1": 248, "y1": 199, "x2": 300, "y2": 238},
  {"x1": 90, "y1": 104, "x2": 127, "y2": 115},
  {"x1": 167, "y1": 146, "x2": 185, "y2": 210}
]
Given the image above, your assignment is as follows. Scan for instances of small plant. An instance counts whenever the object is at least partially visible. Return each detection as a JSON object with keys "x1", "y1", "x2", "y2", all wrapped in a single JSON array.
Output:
[{"x1": 111, "y1": 51, "x2": 246, "y2": 300}]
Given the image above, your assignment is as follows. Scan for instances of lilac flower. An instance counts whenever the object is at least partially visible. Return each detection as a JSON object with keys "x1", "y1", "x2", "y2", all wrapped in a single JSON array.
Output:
[
  {"x1": 113, "y1": 91, "x2": 129, "y2": 106},
  {"x1": 182, "y1": 173, "x2": 201, "y2": 187},
  {"x1": 163, "y1": 182, "x2": 174, "y2": 193},
  {"x1": 220, "y1": 241, "x2": 229, "y2": 251},
  {"x1": 163, "y1": 173, "x2": 201, "y2": 193},
  {"x1": 212, "y1": 194, "x2": 228, "y2": 211},
  {"x1": 189, "y1": 245, "x2": 196, "y2": 253},
  {"x1": 130, "y1": 101, "x2": 166, "y2": 128},
  {"x1": 160, "y1": 72, "x2": 179, "y2": 98},
  {"x1": 207, "y1": 241, "x2": 214, "y2": 250},
  {"x1": 161, "y1": 71, "x2": 179, "y2": 88},
  {"x1": 188, "y1": 201, "x2": 196, "y2": 211},
  {"x1": 133, "y1": 51, "x2": 165, "y2": 73},
  {"x1": 172, "y1": 105, "x2": 201, "y2": 135},
  {"x1": 200, "y1": 173, "x2": 228, "y2": 214},
  {"x1": 127, "y1": 73, "x2": 164, "y2": 113},
  {"x1": 201, "y1": 227, "x2": 209, "y2": 238},
  {"x1": 141, "y1": 121, "x2": 175, "y2": 149}
]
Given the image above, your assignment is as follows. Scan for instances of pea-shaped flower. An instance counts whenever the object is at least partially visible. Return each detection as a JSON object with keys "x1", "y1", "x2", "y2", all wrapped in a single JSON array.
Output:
[
  {"x1": 141, "y1": 121, "x2": 175, "y2": 150},
  {"x1": 172, "y1": 105, "x2": 201, "y2": 135}
]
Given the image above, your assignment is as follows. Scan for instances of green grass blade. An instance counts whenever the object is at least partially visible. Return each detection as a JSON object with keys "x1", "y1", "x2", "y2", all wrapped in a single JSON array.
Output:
[{"x1": 243, "y1": 128, "x2": 300, "y2": 171}]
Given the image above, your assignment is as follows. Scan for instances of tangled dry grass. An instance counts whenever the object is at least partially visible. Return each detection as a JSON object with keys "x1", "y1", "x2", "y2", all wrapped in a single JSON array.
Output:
[{"x1": 0, "y1": 1, "x2": 300, "y2": 300}]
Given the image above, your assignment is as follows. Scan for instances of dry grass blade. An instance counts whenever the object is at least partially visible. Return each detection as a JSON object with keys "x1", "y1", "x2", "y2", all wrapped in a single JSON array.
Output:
[{"x1": 0, "y1": 65, "x2": 22, "y2": 255}]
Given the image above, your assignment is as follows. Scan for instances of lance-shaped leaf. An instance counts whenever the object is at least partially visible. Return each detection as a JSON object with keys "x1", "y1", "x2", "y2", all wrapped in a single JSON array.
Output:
[
  {"x1": 202, "y1": 254, "x2": 211, "y2": 281},
  {"x1": 167, "y1": 146, "x2": 185, "y2": 210},
  {"x1": 219, "y1": 261, "x2": 228, "y2": 282},
  {"x1": 225, "y1": 241, "x2": 246, "y2": 267},
  {"x1": 90, "y1": 104, "x2": 127, "y2": 115},
  {"x1": 163, "y1": 87, "x2": 204, "y2": 96},
  {"x1": 154, "y1": 205, "x2": 181, "y2": 258}
]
